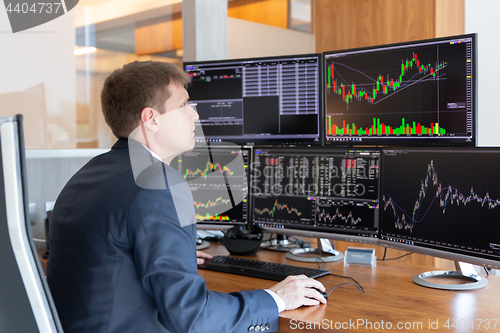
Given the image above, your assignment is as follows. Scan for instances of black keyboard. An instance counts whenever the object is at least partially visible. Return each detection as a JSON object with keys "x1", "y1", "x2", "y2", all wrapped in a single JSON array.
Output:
[{"x1": 198, "y1": 255, "x2": 330, "y2": 281}]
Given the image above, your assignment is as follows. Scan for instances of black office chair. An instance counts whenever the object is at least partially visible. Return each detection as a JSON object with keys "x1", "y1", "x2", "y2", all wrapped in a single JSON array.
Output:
[{"x1": 0, "y1": 115, "x2": 63, "y2": 332}]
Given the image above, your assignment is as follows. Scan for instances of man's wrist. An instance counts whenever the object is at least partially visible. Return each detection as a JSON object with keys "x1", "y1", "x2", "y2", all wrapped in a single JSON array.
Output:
[{"x1": 264, "y1": 289, "x2": 286, "y2": 312}]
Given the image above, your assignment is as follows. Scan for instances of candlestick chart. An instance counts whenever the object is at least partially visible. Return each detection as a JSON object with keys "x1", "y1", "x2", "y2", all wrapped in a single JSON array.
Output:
[
  {"x1": 193, "y1": 196, "x2": 231, "y2": 209},
  {"x1": 253, "y1": 196, "x2": 312, "y2": 223},
  {"x1": 380, "y1": 149, "x2": 500, "y2": 255},
  {"x1": 251, "y1": 148, "x2": 380, "y2": 239},
  {"x1": 254, "y1": 199, "x2": 302, "y2": 217},
  {"x1": 171, "y1": 147, "x2": 250, "y2": 224},
  {"x1": 183, "y1": 160, "x2": 234, "y2": 179},
  {"x1": 383, "y1": 160, "x2": 500, "y2": 233},
  {"x1": 316, "y1": 199, "x2": 379, "y2": 230},
  {"x1": 324, "y1": 36, "x2": 475, "y2": 144}
]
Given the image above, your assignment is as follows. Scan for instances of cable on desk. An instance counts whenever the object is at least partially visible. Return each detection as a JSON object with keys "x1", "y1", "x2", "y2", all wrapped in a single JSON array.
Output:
[
  {"x1": 326, "y1": 273, "x2": 365, "y2": 292},
  {"x1": 315, "y1": 258, "x2": 366, "y2": 292},
  {"x1": 314, "y1": 257, "x2": 328, "y2": 270},
  {"x1": 379, "y1": 252, "x2": 413, "y2": 261},
  {"x1": 326, "y1": 282, "x2": 365, "y2": 296},
  {"x1": 378, "y1": 247, "x2": 413, "y2": 261},
  {"x1": 310, "y1": 256, "x2": 366, "y2": 294},
  {"x1": 260, "y1": 236, "x2": 275, "y2": 244},
  {"x1": 260, "y1": 234, "x2": 311, "y2": 248},
  {"x1": 288, "y1": 236, "x2": 310, "y2": 248}
]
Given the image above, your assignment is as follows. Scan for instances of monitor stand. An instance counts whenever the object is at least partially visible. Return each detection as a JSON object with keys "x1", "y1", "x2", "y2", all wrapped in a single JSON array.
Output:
[
  {"x1": 196, "y1": 239, "x2": 210, "y2": 250},
  {"x1": 261, "y1": 234, "x2": 301, "y2": 252},
  {"x1": 412, "y1": 261, "x2": 488, "y2": 290},
  {"x1": 285, "y1": 238, "x2": 344, "y2": 263}
]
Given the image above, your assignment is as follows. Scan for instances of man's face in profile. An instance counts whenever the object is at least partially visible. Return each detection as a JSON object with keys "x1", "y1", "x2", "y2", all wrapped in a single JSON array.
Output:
[{"x1": 156, "y1": 84, "x2": 199, "y2": 161}]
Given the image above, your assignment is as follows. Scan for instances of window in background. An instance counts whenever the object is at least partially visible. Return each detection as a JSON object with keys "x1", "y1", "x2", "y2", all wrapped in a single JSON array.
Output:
[
  {"x1": 290, "y1": 0, "x2": 311, "y2": 33},
  {"x1": 74, "y1": 0, "x2": 314, "y2": 149},
  {"x1": 74, "y1": 0, "x2": 183, "y2": 148}
]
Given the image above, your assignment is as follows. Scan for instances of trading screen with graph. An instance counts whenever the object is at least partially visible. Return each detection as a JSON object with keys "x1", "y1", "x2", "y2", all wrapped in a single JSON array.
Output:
[
  {"x1": 324, "y1": 34, "x2": 476, "y2": 145},
  {"x1": 251, "y1": 148, "x2": 380, "y2": 240},
  {"x1": 380, "y1": 148, "x2": 500, "y2": 265},
  {"x1": 184, "y1": 53, "x2": 322, "y2": 145},
  {"x1": 171, "y1": 147, "x2": 250, "y2": 225}
]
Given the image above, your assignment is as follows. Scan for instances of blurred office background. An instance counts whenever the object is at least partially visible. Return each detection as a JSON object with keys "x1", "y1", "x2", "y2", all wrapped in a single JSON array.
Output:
[
  {"x1": 1, "y1": 0, "x2": 499, "y2": 150},
  {"x1": 1, "y1": 0, "x2": 499, "y2": 269}
]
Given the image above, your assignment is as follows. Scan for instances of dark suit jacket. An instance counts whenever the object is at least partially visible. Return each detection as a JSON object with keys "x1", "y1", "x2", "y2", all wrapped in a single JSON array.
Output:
[{"x1": 47, "y1": 139, "x2": 278, "y2": 333}]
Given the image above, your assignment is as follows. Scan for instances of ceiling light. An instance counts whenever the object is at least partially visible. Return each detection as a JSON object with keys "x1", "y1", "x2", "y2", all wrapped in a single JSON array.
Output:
[{"x1": 74, "y1": 47, "x2": 96, "y2": 56}]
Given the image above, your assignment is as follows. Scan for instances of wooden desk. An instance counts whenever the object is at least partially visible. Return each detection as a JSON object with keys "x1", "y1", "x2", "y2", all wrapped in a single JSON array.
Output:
[
  {"x1": 39, "y1": 244, "x2": 500, "y2": 333},
  {"x1": 200, "y1": 243, "x2": 500, "y2": 333}
]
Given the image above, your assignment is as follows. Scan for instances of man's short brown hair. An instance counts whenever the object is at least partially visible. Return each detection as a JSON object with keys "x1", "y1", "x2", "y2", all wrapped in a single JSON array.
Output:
[{"x1": 101, "y1": 61, "x2": 190, "y2": 138}]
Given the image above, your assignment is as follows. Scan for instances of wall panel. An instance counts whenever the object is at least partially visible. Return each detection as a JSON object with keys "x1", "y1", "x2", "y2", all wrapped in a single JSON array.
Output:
[
  {"x1": 316, "y1": 0, "x2": 464, "y2": 53},
  {"x1": 435, "y1": 0, "x2": 465, "y2": 38},
  {"x1": 228, "y1": 0, "x2": 289, "y2": 29},
  {"x1": 135, "y1": 13, "x2": 183, "y2": 55}
]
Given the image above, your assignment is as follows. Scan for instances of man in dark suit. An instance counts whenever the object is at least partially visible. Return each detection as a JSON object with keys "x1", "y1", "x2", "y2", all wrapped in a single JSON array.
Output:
[{"x1": 47, "y1": 61, "x2": 326, "y2": 333}]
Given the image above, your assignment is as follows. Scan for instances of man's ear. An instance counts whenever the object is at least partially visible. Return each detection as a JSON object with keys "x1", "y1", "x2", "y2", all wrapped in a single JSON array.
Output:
[{"x1": 140, "y1": 107, "x2": 159, "y2": 132}]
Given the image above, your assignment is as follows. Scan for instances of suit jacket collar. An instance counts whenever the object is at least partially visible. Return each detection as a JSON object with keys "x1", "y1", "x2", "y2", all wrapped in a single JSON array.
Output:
[{"x1": 112, "y1": 138, "x2": 129, "y2": 150}]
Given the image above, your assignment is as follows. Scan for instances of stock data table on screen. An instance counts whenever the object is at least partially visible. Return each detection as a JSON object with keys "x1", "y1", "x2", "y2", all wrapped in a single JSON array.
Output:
[
  {"x1": 184, "y1": 53, "x2": 323, "y2": 145},
  {"x1": 251, "y1": 147, "x2": 380, "y2": 243}
]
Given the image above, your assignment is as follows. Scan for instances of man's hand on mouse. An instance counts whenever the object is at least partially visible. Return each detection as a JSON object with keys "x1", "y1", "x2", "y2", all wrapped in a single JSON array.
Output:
[
  {"x1": 196, "y1": 251, "x2": 212, "y2": 265},
  {"x1": 268, "y1": 275, "x2": 327, "y2": 310}
]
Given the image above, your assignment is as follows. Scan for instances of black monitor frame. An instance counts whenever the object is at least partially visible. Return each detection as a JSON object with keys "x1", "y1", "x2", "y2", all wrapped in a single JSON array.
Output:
[
  {"x1": 323, "y1": 33, "x2": 477, "y2": 147},
  {"x1": 250, "y1": 146, "x2": 380, "y2": 244},
  {"x1": 379, "y1": 147, "x2": 500, "y2": 270},
  {"x1": 170, "y1": 145, "x2": 252, "y2": 230},
  {"x1": 184, "y1": 53, "x2": 324, "y2": 146}
]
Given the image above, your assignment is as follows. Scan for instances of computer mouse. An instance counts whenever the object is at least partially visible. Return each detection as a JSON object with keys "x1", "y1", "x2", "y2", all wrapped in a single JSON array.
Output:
[{"x1": 308, "y1": 287, "x2": 329, "y2": 300}]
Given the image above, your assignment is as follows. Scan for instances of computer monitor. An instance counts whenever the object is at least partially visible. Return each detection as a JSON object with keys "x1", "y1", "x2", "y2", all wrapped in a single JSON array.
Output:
[
  {"x1": 184, "y1": 53, "x2": 323, "y2": 146},
  {"x1": 379, "y1": 147, "x2": 500, "y2": 289},
  {"x1": 170, "y1": 146, "x2": 251, "y2": 230},
  {"x1": 323, "y1": 33, "x2": 477, "y2": 146},
  {"x1": 251, "y1": 147, "x2": 380, "y2": 246},
  {"x1": 0, "y1": 115, "x2": 63, "y2": 332}
]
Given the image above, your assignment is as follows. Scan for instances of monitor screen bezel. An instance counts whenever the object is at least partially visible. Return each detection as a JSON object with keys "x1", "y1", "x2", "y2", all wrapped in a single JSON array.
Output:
[
  {"x1": 379, "y1": 147, "x2": 500, "y2": 270},
  {"x1": 250, "y1": 146, "x2": 381, "y2": 244},
  {"x1": 322, "y1": 33, "x2": 477, "y2": 147},
  {"x1": 172, "y1": 145, "x2": 253, "y2": 230},
  {"x1": 183, "y1": 53, "x2": 324, "y2": 146}
]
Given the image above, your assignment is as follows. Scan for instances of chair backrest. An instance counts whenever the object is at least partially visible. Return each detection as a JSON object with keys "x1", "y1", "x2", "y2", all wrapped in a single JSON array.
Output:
[{"x1": 0, "y1": 115, "x2": 63, "y2": 333}]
